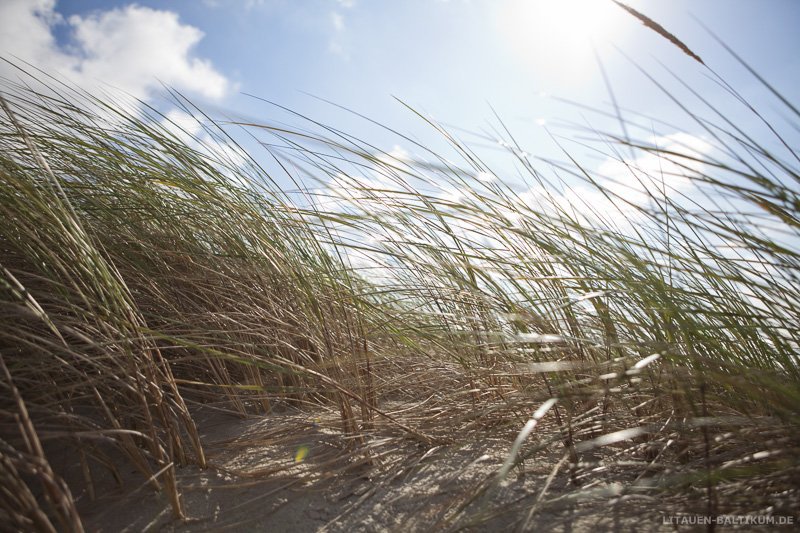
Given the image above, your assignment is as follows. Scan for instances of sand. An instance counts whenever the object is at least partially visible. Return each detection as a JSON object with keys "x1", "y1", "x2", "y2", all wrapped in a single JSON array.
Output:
[{"x1": 43, "y1": 402, "x2": 691, "y2": 532}]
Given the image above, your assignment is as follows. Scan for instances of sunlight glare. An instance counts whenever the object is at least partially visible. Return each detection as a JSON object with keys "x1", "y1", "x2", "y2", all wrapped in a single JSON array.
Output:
[{"x1": 498, "y1": 0, "x2": 634, "y2": 84}]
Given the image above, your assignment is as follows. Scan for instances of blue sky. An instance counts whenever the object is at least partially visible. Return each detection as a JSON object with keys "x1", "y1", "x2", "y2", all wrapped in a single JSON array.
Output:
[{"x1": 1, "y1": 0, "x2": 799, "y2": 189}]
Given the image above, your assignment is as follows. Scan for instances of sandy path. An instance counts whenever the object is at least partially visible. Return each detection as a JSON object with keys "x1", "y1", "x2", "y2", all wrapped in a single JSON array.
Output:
[{"x1": 48, "y1": 403, "x2": 684, "y2": 532}]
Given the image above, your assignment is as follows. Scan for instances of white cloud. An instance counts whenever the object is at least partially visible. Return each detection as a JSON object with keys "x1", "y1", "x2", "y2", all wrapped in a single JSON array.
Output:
[
  {"x1": 0, "y1": 0, "x2": 232, "y2": 102},
  {"x1": 0, "y1": 1, "x2": 73, "y2": 70},
  {"x1": 596, "y1": 132, "x2": 712, "y2": 205},
  {"x1": 328, "y1": 10, "x2": 350, "y2": 59},
  {"x1": 475, "y1": 171, "x2": 496, "y2": 183},
  {"x1": 330, "y1": 12, "x2": 345, "y2": 32},
  {"x1": 160, "y1": 109, "x2": 246, "y2": 167},
  {"x1": 494, "y1": 132, "x2": 715, "y2": 239},
  {"x1": 201, "y1": 0, "x2": 269, "y2": 10},
  {"x1": 159, "y1": 109, "x2": 252, "y2": 188},
  {"x1": 378, "y1": 144, "x2": 410, "y2": 165},
  {"x1": 161, "y1": 108, "x2": 204, "y2": 145}
]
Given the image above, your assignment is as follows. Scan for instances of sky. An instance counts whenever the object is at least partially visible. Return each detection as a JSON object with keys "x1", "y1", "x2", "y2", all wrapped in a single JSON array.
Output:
[{"x1": 1, "y1": 0, "x2": 799, "y2": 192}]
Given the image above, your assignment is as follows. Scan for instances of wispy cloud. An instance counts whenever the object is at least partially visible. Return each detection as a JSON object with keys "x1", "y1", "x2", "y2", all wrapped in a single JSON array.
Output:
[
  {"x1": 330, "y1": 11, "x2": 345, "y2": 32},
  {"x1": 326, "y1": 0, "x2": 358, "y2": 58},
  {"x1": 328, "y1": 10, "x2": 349, "y2": 59},
  {"x1": 244, "y1": 0, "x2": 267, "y2": 9}
]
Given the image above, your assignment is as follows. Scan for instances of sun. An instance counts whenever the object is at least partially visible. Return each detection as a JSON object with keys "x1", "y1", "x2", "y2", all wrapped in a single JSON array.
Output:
[{"x1": 497, "y1": 0, "x2": 633, "y2": 83}]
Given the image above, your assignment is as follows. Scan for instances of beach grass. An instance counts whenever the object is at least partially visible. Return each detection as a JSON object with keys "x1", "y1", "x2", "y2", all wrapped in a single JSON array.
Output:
[{"x1": 1, "y1": 32, "x2": 799, "y2": 531}]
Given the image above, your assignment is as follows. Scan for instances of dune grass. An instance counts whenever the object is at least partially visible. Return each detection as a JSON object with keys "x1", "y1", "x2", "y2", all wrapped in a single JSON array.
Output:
[{"x1": 1, "y1": 37, "x2": 799, "y2": 532}]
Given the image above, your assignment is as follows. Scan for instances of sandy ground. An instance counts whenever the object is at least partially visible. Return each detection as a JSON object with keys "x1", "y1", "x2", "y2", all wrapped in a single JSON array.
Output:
[{"x1": 41, "y1": 401, "x2": 698, "y2": 532}]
